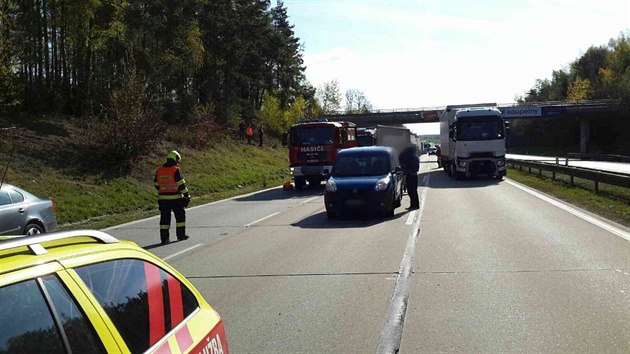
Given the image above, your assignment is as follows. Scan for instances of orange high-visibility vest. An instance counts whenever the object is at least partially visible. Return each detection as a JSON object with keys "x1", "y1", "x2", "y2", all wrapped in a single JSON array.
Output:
[
  {"x1": 245, "y1": 126, "x2": 254, "y2": 137},
  {"x1": 156, "y1": 165, "x2": 180, "y2": 194}
]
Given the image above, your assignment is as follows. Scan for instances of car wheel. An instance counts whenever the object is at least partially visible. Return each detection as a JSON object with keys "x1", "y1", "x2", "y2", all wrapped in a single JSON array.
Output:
[
  {"x1": 24, "y1": 222, "x2": 44, "y2": 236},
  {"x1": 382, "y1": 195, "x2": 396, "y2": 217},
  {"x1": 394, "y1": 189, "x2": 402, "y2": 208}
]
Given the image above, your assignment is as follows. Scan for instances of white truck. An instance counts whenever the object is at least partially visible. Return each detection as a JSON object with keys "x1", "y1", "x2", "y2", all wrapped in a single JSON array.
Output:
[
  {"x1": 439, "y1": 103, "x2": 508, "y2": 179},
  {"x1": 375, "y1": 125, "x2": 412, "y2": 156}
]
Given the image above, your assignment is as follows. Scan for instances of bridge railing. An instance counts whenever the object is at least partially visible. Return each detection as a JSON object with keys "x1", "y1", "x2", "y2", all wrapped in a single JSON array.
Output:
[{"x1": 324, "y1": 99, "x2": 619, "y2": 116}]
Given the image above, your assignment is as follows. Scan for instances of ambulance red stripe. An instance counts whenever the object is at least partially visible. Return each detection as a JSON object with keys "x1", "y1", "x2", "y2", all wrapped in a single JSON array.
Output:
[
  {"x1": 167, "y1": 274, "x2": 184, "y2": 326},
  {"x1": 176, "y1": 325, "x2": 194, "y2": 352},
  {"x1": 145, "y1": 262, "x2": 166, "y2": 345}
]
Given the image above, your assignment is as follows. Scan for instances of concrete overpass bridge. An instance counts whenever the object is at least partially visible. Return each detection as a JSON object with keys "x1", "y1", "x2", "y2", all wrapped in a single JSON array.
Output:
[
  {"x1": 322, "y1": 99, "x2": 624, "y2": 153},
  {"x1": 322, "y1": 99, "x2": 618, "y2": 126}
]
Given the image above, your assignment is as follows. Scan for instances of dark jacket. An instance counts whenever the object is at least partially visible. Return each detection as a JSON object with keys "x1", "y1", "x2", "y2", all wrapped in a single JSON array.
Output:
[{"x1": 400, "y1": 147, "x2": 419, "y2": 175}]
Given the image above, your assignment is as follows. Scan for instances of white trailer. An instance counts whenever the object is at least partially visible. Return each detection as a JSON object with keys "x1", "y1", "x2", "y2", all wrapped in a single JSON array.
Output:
[
  {"x1": 439, "y1": 103, "x2": 508, "y2": 179},
  {"x1": 375, "y1": 125, "x2": 412, "y2": 156}
]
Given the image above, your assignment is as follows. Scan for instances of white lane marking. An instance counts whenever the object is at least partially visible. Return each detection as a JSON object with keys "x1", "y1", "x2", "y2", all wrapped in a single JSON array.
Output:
[
  {"x1": 244, "y1": 212, "x2": 280, "y2": 227},
  {"x1": 105, "y1": 185, "x2": 282, "y2": 231},
  {"x1": 377, "y1": 174, "x2": 430, "y2": 353},
  {"x1": 405, "y1": 210, "x2": 417, "y2": 225},
  {"x1": 505, "y1": 179, "x2": 630, "y2": 242},
  {"x1": 164, "y1": 243, "x2": 203, "y2": 261},
  {"x1": 300, "y1": 196, "x2": 319, "y2": 204}
]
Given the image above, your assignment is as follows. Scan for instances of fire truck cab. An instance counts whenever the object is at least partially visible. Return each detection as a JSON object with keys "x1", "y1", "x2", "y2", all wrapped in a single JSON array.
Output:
[{"x1": 283, "y1": 119, "x2": 357, "y2": 190}]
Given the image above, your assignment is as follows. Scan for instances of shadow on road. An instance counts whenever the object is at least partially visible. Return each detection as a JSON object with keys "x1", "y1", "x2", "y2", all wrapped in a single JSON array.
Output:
[
  {"x1": 234, "y1": 185, "x2": 324, "y2": 202},
  {"x1": 422, "y1": 169, "x2": 503, "y2": 189},
  {"x1": 291, "y1": 209, "x2": 407, "y2": 229},
  {"x1": 144, "y1": 239, "x2": 188, "y2": 250}
]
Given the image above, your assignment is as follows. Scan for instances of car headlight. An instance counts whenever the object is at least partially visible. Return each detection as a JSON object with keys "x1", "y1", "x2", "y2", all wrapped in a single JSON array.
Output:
[
  {"x1": 326, "y1": 179, "x2": 337, "y2": 192},
  {"x1": 458, "y1": 160, "x2": 467, "y2": 167},
  {"x1": 374, "y1": 176, "x2": 390, "y2": 192},
  {"x1": 497, "y1": 159, "x2": 505, "y2": 166}
]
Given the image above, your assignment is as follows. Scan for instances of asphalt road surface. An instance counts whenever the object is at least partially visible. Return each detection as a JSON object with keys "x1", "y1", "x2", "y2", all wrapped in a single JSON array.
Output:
[{"x1": 105, "y1": 155, "x2": 630, "y2": 353}]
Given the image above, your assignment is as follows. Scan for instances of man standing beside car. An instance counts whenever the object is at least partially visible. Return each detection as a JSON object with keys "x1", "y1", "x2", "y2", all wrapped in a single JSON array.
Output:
[
  {"x1": 401, "y1": 145, "x2": 420, "y2": 210},
  {"x1": 154, "y1": 150, "x2": 190, "y2": 244}
]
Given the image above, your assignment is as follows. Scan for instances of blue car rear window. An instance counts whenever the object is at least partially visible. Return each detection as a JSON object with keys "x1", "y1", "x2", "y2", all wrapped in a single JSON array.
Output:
[{"x1": 334, "y1": 154, "x2": 390, "y2": 176}]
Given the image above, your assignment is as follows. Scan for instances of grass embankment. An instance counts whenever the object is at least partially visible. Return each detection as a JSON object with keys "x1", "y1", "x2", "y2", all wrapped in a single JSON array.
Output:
[
  {"x1": 1, "y1": 116, "x2": 290, "y2": 230},
  {"x1": 507, "y1": 166, "x2": 630, "y2": 227}
]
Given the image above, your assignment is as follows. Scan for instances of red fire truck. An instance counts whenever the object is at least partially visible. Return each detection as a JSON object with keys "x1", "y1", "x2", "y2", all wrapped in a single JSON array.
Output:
[{"x1": 283, "y1": 119, "x2": 358, "y2": 190}]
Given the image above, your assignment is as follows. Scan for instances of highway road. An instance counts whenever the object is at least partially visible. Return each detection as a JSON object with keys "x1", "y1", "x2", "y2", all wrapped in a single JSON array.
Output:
[
  {"x1": 507, "y1": 153, "x2": 630, "y2": 175},
  {"x1": 105, "y1": 155, "x2": 630, "y2": 353}
]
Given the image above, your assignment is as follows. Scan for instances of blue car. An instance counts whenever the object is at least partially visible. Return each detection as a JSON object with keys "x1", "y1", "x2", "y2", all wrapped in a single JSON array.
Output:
[{"x1": 324, "y1": 146, "x2": 403, "y2": 218}]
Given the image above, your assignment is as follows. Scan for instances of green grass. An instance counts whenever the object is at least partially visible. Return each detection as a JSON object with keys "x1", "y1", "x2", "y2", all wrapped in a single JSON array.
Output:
[
  {"x1": 0, "y1": 116, "x2": 290, "y2": 230},
  {"x1": 507, "y1": 166, "x2": 630, "y2": 227}
]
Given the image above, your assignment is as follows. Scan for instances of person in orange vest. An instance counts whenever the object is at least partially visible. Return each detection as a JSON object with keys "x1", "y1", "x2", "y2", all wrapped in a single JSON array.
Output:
[
  {"x1": 154, "y1": 150, "x2": 191, "y2": 244},
  {"x1": 245, "y1": 124, "x2": 254, "y2": 144}
]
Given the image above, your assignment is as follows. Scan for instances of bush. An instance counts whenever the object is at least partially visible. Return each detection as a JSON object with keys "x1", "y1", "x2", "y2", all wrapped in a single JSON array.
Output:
[
  {"x1": 166, "y1": 104, "x2": 222, "y2": 148},
  {"x1": 80, "y1": 70, "x2": 165, "y2": 174}
]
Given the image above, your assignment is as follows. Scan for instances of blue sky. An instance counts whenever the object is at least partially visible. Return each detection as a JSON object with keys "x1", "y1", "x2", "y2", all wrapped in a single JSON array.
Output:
[{"x1": 283, "y1": 0, "x2": 630, "y2": 135}]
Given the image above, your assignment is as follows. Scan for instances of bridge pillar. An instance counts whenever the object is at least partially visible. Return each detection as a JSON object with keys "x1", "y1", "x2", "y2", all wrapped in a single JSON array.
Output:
[{"x1": 580, "y1": 117, "x2": 590, "y2": 154}]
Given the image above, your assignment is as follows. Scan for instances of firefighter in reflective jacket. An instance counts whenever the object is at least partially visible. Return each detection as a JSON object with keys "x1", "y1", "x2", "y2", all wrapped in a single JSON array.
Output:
[{"x1": 154, "y1": 150, "x2": 191, "y2": 244}]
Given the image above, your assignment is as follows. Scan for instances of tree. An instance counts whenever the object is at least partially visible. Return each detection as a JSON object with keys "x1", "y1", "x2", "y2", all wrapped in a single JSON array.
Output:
[
  {"x1": 345, "y1": 89, "x2": 372, "y2": 113},
  {"x1": 567, "y1": 76, "x2": 590, "y2": 102},
  {"x1": 318, "y1": 80, "x2": 341, "y2": 114},
  {"x1": 523, "y1": 79, "x2": 552, "y2": 102},
  {"x1": 270, "y1": 0, "x2": 305, "y2": 109},
  {"x1": 549, "y1": 69, "x2": 570, "y2": 101},
  {"x1": 571, "y1": 46, "x2": 609, "y2": 98}
]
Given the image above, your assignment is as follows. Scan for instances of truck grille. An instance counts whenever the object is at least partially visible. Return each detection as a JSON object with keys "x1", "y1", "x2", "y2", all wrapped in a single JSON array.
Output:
[
  {"x1": 469, "y1": 152, "x2": 494, "y2": 158},
  {"x1": 469, "y1": 160, "x2": 496, "y2": 175}
]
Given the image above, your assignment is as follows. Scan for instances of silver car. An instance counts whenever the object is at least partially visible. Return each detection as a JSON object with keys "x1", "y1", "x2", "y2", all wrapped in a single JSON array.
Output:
[{"x1": 0, "y1": 184, "x2": 57, "y2": 235}]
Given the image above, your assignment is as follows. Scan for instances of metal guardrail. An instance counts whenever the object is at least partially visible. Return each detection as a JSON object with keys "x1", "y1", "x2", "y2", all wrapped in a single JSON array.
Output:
[{"x1": 507, "y1": 158, "x2": 630, "y2": 193}]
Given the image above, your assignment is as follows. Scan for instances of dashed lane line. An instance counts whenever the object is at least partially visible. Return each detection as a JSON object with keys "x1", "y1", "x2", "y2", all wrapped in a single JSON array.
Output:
[
  {"x1": 244, "y1": 212, "x2": 280, "y2": 228},
  {"x1": 164, "y1": 243, "x2": 204, "y2": 261}
]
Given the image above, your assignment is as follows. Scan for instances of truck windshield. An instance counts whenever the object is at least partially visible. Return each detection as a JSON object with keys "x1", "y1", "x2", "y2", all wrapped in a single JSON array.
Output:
[
  {"x1": 456, "y1": 117, "x2": 504, "y2": 141},
  {"x1": 292, "y1": 126, "x2": 335, "y2": 145},
  {"x1": 333, "y1": 155, "x2": 390, "y2": 177}
]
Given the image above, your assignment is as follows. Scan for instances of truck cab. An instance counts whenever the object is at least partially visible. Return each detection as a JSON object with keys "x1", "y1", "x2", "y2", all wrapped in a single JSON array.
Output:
[
  {"x1": 284, "y1": 120, "x2": 357, "y2": 189},
  {"x1": 440, "y1": 105, "x2": 508, "y2": 180}
]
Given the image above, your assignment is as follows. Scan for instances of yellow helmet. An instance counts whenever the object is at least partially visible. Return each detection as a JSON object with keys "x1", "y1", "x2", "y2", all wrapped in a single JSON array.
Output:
[{"x1": 166, "y1": 150, "x2": 181, "y2": 163}]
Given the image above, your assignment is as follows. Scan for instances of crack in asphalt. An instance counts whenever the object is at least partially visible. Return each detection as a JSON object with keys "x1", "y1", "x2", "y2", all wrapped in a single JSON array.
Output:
[
  {"x1": 414, "y1": 268, "x2": 630, "y2": 274},
  {"x1": 186, "y1": 271, "x2": 399, "y2": 279}
]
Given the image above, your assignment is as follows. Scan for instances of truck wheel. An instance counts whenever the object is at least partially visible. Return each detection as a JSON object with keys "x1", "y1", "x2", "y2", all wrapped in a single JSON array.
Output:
[
  {"x1": 294, "y1": 177, "x2": 305, "y2": 190},
  {"x1": 448, "y1": 163, "x2": 455, "y2": 178}
]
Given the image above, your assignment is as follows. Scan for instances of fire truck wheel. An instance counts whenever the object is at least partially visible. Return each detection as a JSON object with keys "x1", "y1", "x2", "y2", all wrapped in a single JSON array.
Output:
[{"x1": 294, "y1": 177, "x2": 305, "y2": 190}]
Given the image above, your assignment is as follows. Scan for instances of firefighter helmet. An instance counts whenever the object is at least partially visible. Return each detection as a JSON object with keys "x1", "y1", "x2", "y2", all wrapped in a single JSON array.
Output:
[{"x1": 166, "y1": 150, "x2": 181, "y2": 163}]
